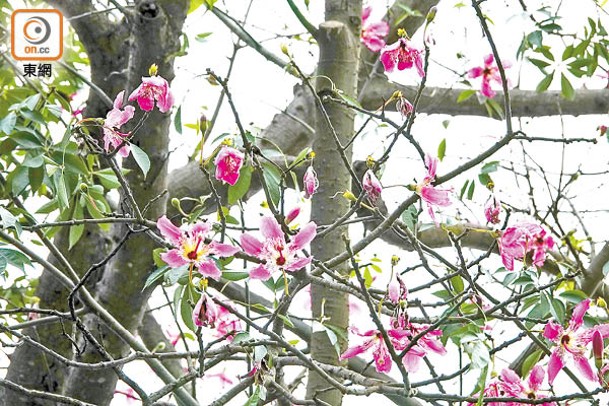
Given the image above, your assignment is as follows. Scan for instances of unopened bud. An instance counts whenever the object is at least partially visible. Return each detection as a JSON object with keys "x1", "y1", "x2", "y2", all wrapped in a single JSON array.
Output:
[
  {"x1": 149, "y1": 63, "x2": 158, "y2": 77},
  {"x1": 199, "y1": 113, "x2": 210, "y2": 134},
  {"x1": 391, "y1": 255, "x2": 400, "y2": 266},
  {"x1": 285, "y1": 207, "x2": 301, "y2": 225},
  {"x1": 280, "y1": 43, "x2": 290, "y2": 56},
  {"x1": 343, "y1": 190, "x2": 357, "y2": 202},
  {"x1": 593, "y1": 330, "x2": 604, "y2": 369},
  {"x1": 79, "y1": 183, "x2": 88, "y2": 192},
  {"x1": 307, "y1": 151, "x2": 316, "y2": 160},
  {"x1": 171, "y1": 198, "x2": 181, "y2": 209},
  {"x1": 598, "y1": 297, "x2": 607, "y2": 309},
  {"x1": 366, "y1": 155, "x2": 375, "y2": 169},
  {"x1": 426, "y1": 6, "x2": 437, "y2": 23}
]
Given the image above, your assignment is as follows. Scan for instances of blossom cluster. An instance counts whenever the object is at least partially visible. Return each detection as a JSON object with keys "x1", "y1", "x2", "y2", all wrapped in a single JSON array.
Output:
[
  {"x1": 340, "y1": 273, "x2": 447, "y2": 374},
  {"x1": 102, "y1": 69, "x2": 174, "y2": 157}
]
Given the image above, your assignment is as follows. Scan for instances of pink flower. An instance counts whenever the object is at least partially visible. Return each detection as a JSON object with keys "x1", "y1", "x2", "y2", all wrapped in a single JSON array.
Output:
[
  {"x1": 468, "y1": 54, "x2": 510, "y2": 98},
  {"x1": 387, "y1": 272, "x2": 407, "y2": 305},
  {"x1": 498, "y1": 223, "x2": 554, "y2": 271},
  {"x1": 157, "y1": 215, "x2": 239, "y2": 280},
  {"x1": 598, "y1": 125, "x2": 608, "y2": 136},
  {"x1": 543, "y1": 298, "x2": 609, "y2": 384},
  {"x1": 340, "y1": 327, "x2": 393, "y2": 373},
  {"x1": 128, "y1": 75, "x2": 174, "y2": 113},
  {"x1": 380, "y1": 37, "x2": 425, "y2": 77},
  {"x1": 363, "y1": 169, "x2": 382, "y2": 202},
  {"x1": 400, "y1": 323, "x2": 447, "y2": 372},
  {"x1": 415, "y1": 154, "x2": 452, "y2": 224},
  {"x1": 468, "y1": 366, "x2": 556, "y2": 406},
  {"x1": 484, "y1": 195, "x2": 502, "y2": 224},
  {"x1": 240, "y1": 216, "x2": 316, "y2": 281},
  {"x1": 192, "y1": 293, "x2": 218, "y2": 328},
  {"x1": 361, "y1": 6, "x2": 389, "y2": 52},
  {"x1": 215, "y1": 305, "x2": 242, "y2": 341},
  {"x1": 214, "y1": 146, "x2": 245, "y2": 186},
  {"x1": 103, "y1": 90, "x2": 135, "y2": 158},
  {"x1": 396, "y1": 95, "x2": 413, "y2": 117},
  {"x1": 303, "y1": 166, "x2": 319, "y2": 199},
  {"x1": 114, "y1": 387, "x2": 139, "y2": 404},
  {"x1": 205, "y1": 371, "x2": 234, "y2": 388}
]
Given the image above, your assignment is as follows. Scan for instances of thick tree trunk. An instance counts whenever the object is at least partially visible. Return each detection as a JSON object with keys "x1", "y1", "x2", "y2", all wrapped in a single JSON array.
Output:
[
  {"x1": 306, "y1": 2, "x2": 361, "y2": 403},
  {"x1": 60, "y1": 1, "x2": 188, "y2": 404},
  {"x1": 2, "y1": 2, "x2": 129, "y2": 403}
]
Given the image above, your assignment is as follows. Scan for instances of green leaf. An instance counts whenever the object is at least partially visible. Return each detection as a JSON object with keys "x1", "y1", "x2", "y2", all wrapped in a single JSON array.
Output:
[
  {"x1": 466, "y1": 179, "x2": 476, "y2": 200},
  {"x1": 143, "y1": 266, "x2": 170, "y2": 290},
  {"x1": 188, "y1": 0, "x2": 203, "y2": 14},
  {"x1": 68, "y1": 203, "x2": 85, "y2": 250},
  {"x1": 400, "y1": 204, "x2": 418, "y2": 232},
  {"x1": 262, "y1": 162, "x2": 282, "y2": 207},
  {"x1": 560, "y1": 73, "x2": 575, "y2": 100},
  {"x1": 228, "y1": 165, "x2": 253, "y2": 205},
  {"x1": 181, "y1": 284, "x2": 200, "y2": 332},
  {"x1": 0, "y1": 248, "x2": 31, "y2": 272},
  {"x1": 195, "y1": 32, "x2": 213, "y2": 43},
  {"x1": 521, "y1": 350, "x2": 543, "y2": 378},
  {"x1": 451, "y1": 274, "x2": 464, "y2": 293},
  {"x1": 459, "y1": 179, "x2": 469, "y2": 200},
  {"x1": 457, "y1": 89, "x2": 476, "y2": 103},
  {"x1": 130, "y1": 144, "x2": 151, "y2": 178},
  {"x1": 559, "y1": 289, "x2": 588, "y2": 303},
  {"x1": 222, "y1": 271, "x2": 249, "y2": 281},
  {"x1": 528, "y1": 57, "x2": 551, "y2": 70},
  {"x1": 0, "y1": 112, "x2": 17, "y2": 135},
  {"x1": 536, "y1": 72, "x2": 554, "y2": 92},
  {"x1": 480, "y1": 161, "x2": 499, "y2": 174},
  {"x1": 244, "y1": 386, "x2": 261, "y2": 406},
  {"x1": 437, "y1": 139, "x2": 446, "y2": 161},
  {"x1": 174, "y1": 105, "x2": 182, "y2": 134},
  {"x1": 53, "y1": 172, "x2": 69, "y2": 209}
]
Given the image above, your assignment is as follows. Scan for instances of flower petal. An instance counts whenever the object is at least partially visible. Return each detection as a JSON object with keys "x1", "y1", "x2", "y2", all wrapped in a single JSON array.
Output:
[
  {"x1": 249, "y1": 264, "x2": 272, "y2": 281},
  {"x1": 260, "y1": 216, "x2": 284, "y2": 240},
  {"x1": 543, "y1": 321, "x2": 563, "y2": 341},
  {"x1": 240, "y1": 233, "x2": 263, "y2": 256},
  {"x1": 569, "y1": 298, "x2": 590, "y2": 331},
  {"x1": 528, "y1": 365, "x2": 545, "y2": 391},
  {"x1": 290, "y1": 221, "x2": 317, "y2": 251},
  {"x1": 209, "y1": 242, "x2": 239, "y2": 257},
  {"x1": 573, "y1": 354, "x2": 596, "y2": 381},
  {"x1": 157, "y1": 215, "x2": 182, "y2": 245},
  {"x1": 373, "y1": 340, "x2": 392, "y2": 373},
  {"x1": 198, "y1": 260, "x2": 222, "y2": 280},
  {"x1": 547, "y1": 349, "x2": 564, "y2": 384},
  {"x1": 161, "y1": 249, "x2": 187, "y2": 268},
  {"x1": 340, "y1": 338, "x2": 375, "y2": 360},
  {"x1": 285, "y1": 256, "x2": 311, "y2": 272}
]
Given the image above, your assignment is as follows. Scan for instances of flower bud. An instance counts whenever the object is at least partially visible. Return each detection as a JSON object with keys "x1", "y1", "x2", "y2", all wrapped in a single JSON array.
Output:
[
  {"x1": 365, "y1": 155, "x2": 376, "y2": 169},
  {"x1": 79, "y1": 183, "x2": 88, "y2": 192},
  {"x1": 593, "y1": 330, "x2": 604, "y2": 370},
  {"x1": 343, "y1": 190, "x2": 357, "y2": 202},
  {"x1": 285, "y1": 206, "x2": 301, "y2": 225},
  {"x1": 598, "y1": 297, "x2": 608, "y2": 309},
  {"x1": 148, "y1": 63, "x2": 158, "y2": 77},
  {"x1": 426, "y1": 6, "x2": 437, "y2": 23},
  {"x1": 280, "y1": 43, "x2": 290, "y2": 56},
  {"x1": 303, "y1": 166, "x2": 319, "y2": 199},
  {"x1": 391, "y1": 255, "x2": 400, "y2": 266},
  {"x1": 171, "y1": 198, "x2": 181, "y2": 209},
  {"x1": 199, "y1": 113, "x2": 210, "y2": 134}
]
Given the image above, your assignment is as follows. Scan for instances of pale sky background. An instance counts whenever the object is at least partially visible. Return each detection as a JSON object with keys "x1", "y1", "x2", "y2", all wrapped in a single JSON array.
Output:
[{"x1": 2, "y1": 0, "x2": 609, "y2": 404}]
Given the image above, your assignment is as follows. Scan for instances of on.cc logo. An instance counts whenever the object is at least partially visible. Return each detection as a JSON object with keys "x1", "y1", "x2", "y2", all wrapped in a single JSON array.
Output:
[{"x1": 11, "y1": 9, "x2": 63, "y2": 61}]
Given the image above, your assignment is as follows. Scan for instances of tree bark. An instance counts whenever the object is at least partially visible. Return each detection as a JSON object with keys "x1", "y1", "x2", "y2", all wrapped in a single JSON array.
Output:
[
  {"x1": 306, "y1": 2, "x2": 361, "y2": 403},
  {"x1": 61, "y1": 1, "x2": 188, "y2": 404}
]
